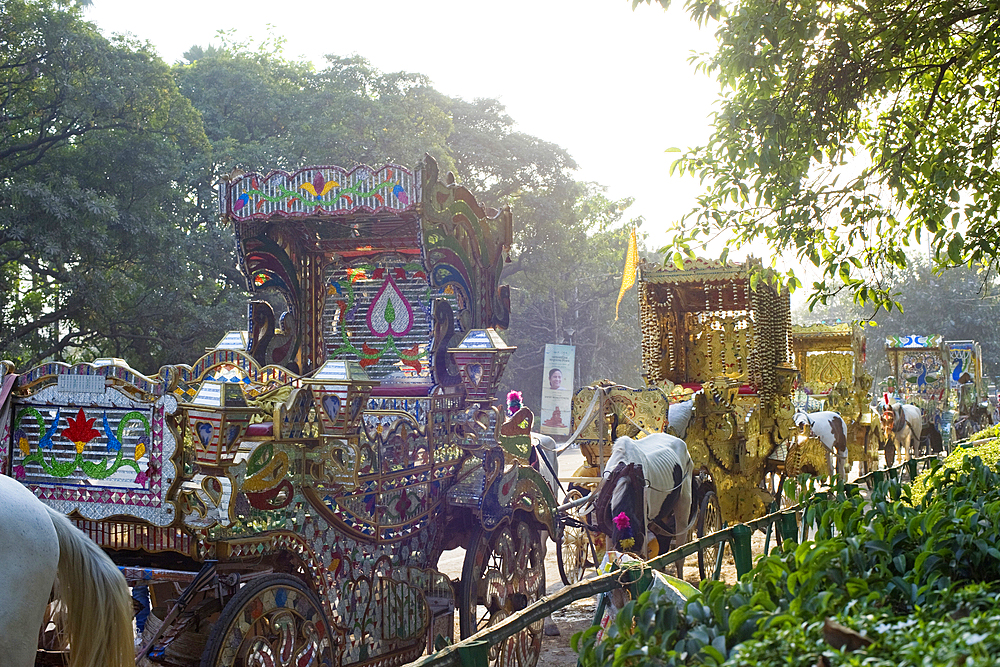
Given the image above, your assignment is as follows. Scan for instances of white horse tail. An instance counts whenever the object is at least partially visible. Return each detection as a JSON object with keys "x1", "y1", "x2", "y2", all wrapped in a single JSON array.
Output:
[{"x1": 44, "y1": 506, "x2": 133, "y2": 667}]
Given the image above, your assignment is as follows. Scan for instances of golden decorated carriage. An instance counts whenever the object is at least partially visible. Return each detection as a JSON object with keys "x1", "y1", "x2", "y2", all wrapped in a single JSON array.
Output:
[
  {"x1": 556, "y1": 257, "x2": 798, "y2": 583},
  {"x1": 790, "y1": 323, "x2": 878, "y2": 473},
  {"x1": 0, "y1": 155, "x2": 554, "y2": 667},
  {"x1": 637, "y1": 257, "x2": 797, "y2": 524}
]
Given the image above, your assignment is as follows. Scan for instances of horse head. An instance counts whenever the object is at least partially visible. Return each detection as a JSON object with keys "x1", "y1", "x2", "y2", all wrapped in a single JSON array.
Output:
[
  {"x1": 793, "y1": 411, "x2": 812, "y2": 435},
  {"x1": 880, "y1": 403, "x2": 897, "y2": 438}
]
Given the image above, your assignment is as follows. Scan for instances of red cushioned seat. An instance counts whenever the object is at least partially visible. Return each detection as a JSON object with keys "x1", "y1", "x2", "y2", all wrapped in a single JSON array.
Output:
[{"x1": 246, "y1": 422, "x2": 274, "y2": 438}]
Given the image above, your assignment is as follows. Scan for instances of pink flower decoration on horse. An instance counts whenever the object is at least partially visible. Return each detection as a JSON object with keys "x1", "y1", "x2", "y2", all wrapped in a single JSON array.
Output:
[{"x1": 613, "y1": 511, "x2": 631, "y2": 531}]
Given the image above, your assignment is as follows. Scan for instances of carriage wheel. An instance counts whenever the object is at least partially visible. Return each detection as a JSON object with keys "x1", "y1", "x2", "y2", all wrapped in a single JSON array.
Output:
[
  {"x1": 556, "y1": 487, "x2": 603, "y2": 585},
  {"x1": 200, "y1": 574, "x2": 335, "y2": 667},
  {"x1": 696, "y1": 489, "x2": 723, "y2": 581},
  {"x1": 460, "y1": 516, "x2": 545, "y2": 667}
]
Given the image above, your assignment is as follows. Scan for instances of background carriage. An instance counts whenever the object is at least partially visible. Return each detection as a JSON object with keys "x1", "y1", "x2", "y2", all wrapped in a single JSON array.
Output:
[
  {"x1": 946, "y1": 339, "x2": 996, "y2": 440},
  {"x1": 789, "y1": 323, "x2": 878, "y2": 474},
  {"x1": 0, "y1": 155, "x2": 555, "y2": 667},
  {"x1": 880, "y1": 334, "x2": 951, "y2": 458}
]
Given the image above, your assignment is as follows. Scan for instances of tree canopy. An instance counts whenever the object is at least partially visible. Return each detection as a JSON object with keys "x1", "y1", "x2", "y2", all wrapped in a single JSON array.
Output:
[
  {"x1": 0, "y1": 0, "x2": 245, "y2": 371},
  {"x1": 641, "y1": 0, "x2": 1000, "y2": 312},
  {"x1": 2, "y1": 5, "x2": 647, "y2": 405}
]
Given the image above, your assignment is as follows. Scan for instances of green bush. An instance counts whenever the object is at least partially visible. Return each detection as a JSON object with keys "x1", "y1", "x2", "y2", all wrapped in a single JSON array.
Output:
[
  {"x1": 910, "y1": 434, "x2": 1000, "y2": 504},
  {"x1": 575, "y1": 457, "x2": 1000, "y2": 666}
]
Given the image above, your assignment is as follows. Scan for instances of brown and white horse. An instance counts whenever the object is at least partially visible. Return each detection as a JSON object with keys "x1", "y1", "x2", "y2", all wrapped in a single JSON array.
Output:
[
  {"x1": 793, "y1": 410, "x2": 849, "y2": 478},
  {"x1": 591, "y1": 434, "x2": 693, "y2": 577},
  {"x1": 0, "y1": 474, "x2": 133, "y2": 667}
]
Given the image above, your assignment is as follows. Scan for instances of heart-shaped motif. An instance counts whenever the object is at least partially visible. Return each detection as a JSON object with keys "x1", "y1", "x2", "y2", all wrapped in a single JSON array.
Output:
[
  {"x1": 350, "y1": 397, "x2": 364, "y2": 421},
  {"x1": 226, "y1": 424, "x2": 241, "y2": 446},
  {"x1": 322, "y1": 394, "x2": 341, "y2": 422},
  {"x1": 467, "y1": 364, "x2": 484, "y2": 387},
  {"x1": 196, "y1": 421, "x2": 213, "y2": 447},
  {"x1": 202, "y1": 476, "x2": 223, "y2": 506}
]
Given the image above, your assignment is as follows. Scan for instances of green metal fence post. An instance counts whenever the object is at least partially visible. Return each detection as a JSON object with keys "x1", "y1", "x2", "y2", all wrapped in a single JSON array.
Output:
[
  {"x1": 907, "y1": 458, "x2": 918, "y2": 481},
  {"x1": 778, "y1": 511, "x2": 798, "y2": 545},
  {"x1": 457, "y1": 640, "x2": 489, "y2": 667},
  {"x1": 732, "y1": 524, "x2": 753, "y2": 579},
  {"x1": 872, "y1": 470, "x2": 884, "y2": 486}
]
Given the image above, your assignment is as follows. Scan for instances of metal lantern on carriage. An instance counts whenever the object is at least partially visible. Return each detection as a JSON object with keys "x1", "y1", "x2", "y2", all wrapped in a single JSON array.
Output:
[
  {"x1": 448, "y1": 328, "x2": 515, "y2": 402},
  {"x1": 301, "y1": 359, "x2": 378, "y2": 436},
  {"x1": 185, "y1": 379, "x2": 255, "y2": 467}
]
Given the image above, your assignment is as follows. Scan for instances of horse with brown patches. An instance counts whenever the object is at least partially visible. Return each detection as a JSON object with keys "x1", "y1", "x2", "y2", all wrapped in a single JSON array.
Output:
[
  {"x1": 793, "y1": 410, "x2": 849, "y2": 477},
  {"x1": 590, "y1": 434, "x2": 693, "y2": 577}
]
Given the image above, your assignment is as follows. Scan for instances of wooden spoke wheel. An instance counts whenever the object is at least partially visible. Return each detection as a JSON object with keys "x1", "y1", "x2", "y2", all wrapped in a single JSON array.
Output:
[
  {"x1": 556, "y1": 487, "x2": 603, "y2": 586},
  {"x1": 200, "y1": 574, "x2": 335, "y2": 667},
  {"x1": 696, "y1": 489, "x2": 723, "y2": 581},
  {"x1": 460, "y1": 516, "x2": 545, "y2": 667}
]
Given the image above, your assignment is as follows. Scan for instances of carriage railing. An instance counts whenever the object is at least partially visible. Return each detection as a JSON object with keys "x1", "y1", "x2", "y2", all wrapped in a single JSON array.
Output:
[{"x1": 405, "y1": 453, "x2": 946, "y2": 667}]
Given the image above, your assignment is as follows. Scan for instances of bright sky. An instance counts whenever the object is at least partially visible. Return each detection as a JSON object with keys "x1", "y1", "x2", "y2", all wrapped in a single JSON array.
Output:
[{"x1": 83, "y1": 0, "x2": 721, "y2": 244}]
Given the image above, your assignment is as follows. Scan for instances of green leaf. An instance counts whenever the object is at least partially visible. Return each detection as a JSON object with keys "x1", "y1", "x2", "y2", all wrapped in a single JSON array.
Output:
[{"x1": 948, "y1": 234, "x2": 964, "y2": 263}]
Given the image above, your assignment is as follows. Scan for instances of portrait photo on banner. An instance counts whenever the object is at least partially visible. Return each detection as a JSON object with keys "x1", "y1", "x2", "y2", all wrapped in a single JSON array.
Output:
[{"x1": 541, "y1": 343, "x2": 575, "y2": 436}]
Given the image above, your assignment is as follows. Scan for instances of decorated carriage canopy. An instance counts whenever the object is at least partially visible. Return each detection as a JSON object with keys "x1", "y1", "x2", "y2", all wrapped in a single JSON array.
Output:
[
  {"x1": 637, "y1": 257, "x2": 794, "y2": 398},
  {"x1": 946, "y1": 340, "x2": 984, "y2": 392},
  {"x1": 883, "y1": 334, "x2": 951, "y2": 408},
  {"x1": 219, "y1": 154, "x2": 514, "y2": 396},
  {"x1": 790, "y1": 322, "x2": 870, "y2": 412}
]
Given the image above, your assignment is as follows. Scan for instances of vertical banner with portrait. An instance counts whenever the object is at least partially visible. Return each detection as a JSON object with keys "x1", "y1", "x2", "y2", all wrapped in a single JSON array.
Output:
[{"x1": 541, "y1": 343, "x2": 576, "y2": 436}]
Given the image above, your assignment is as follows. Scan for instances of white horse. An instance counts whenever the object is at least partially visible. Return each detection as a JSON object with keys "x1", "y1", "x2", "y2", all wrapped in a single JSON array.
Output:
[
  {"x1": 0, "y1": 475, "x2": 133, "y2": 667},
  {"x1": 591, "y1": 434, "x2": 693, "y2": 577},
  {"x1": 793, "y1": 410, "x2": 849, "y2": 478},
  {"x1": 880, "y1": 402, "x2": 922, "y2": 466},
  {"x1": 530, "y1": 432, "x2": 559, "y2": 501}
]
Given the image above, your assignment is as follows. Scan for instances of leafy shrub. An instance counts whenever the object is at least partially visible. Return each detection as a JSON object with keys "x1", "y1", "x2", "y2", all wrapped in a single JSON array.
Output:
[
  {"x1": 575, "y1": 457, "x2": 1000, "y2": 666},
  {"x1": 910, "y1": 435, "x2": 1000, "y2": 503}
]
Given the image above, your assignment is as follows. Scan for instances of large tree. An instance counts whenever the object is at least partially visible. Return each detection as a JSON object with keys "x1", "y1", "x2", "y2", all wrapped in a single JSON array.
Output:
[
  {"x1": 0, "y1": 0, "x2": 245, "y2": 372},
  {"x1": 174, "y1": 41, "x2": 455, "y2": 176},
  {"x1": 446, "y1": 97, "x2": 644, "y2": 408},
  {"x1": 640, "y1": 0, "x2": 1000, "y2": 312},
  {"x1": 499, "y1": 189, "x2": 646, "y2": 411}
]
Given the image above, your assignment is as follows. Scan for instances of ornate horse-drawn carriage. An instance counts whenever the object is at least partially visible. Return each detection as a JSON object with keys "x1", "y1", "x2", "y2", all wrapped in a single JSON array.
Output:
[
  {"x1": 880, "y1": 334, "x2": 950, "y2": 461},
  {"x1": 946, "y1": 339, "x2": 996, "y2": 440},
  {"x1": 790, "y1": 323, "x2": 878, "y2": 474},
  {"x1": 0, "y1": 156, "x2": 555, "y2": 667},
  {"x1": 555, "y1": 257, "x2": 799, "y2": 583}
]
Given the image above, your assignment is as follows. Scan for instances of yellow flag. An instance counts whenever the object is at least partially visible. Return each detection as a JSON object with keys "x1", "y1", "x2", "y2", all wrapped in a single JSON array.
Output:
[{"x1": 615, "y1": 228, "x2": 638, "y2": 320}]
